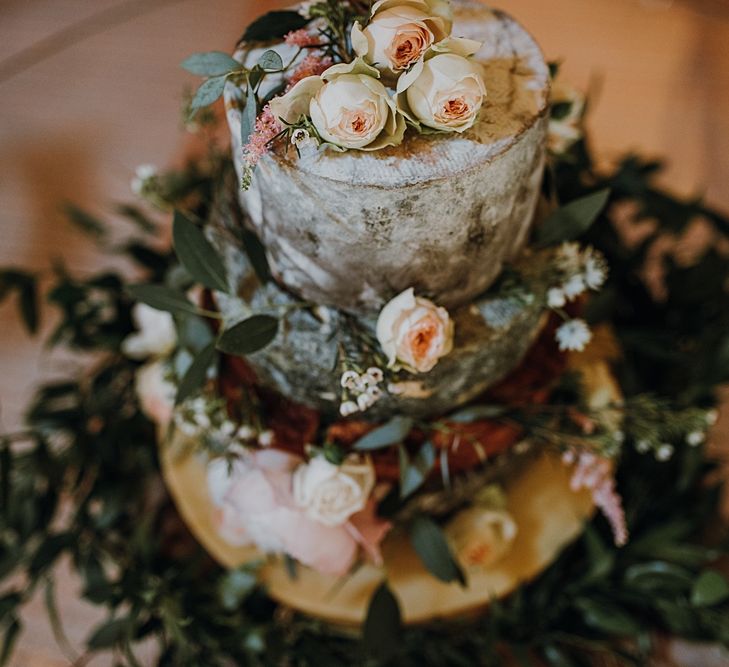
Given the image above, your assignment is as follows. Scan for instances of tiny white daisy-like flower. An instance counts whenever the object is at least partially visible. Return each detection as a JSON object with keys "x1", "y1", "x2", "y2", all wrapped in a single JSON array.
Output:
[
  {"x1": 562, "y1": 274, "x2": 587, "y2": 300},
  {"x1": 547, "y1": 287, "x2": 567, "y2": 309},
  {"x1": 686, "y1": 430, "x2": 705, "y2": 447},
  {"x1": 340, "y1": 370, "x2": 360, "y2": 389},
  {"x1": 339, "y1": 400, "x2": 359, "y2": 417},
  {"x1": 290, "y1": 128, "x2": 318, "y2": 154},
  {"x1": 193, "y1": 412, "x2": 211, "y2": 429},
  {"x1": 555, "y1": 319, "x2": 592, "y2": 352},
  {"x1": 557, "y1": 242, "x2": 582, "y2": 265},
  {"x1": 635, "y1": 439, "x2": 651, "y2": 453},
  {"x1": 583, "y1": 249, "x2": 608, "y2": 290},
  {"x1": 656, "y1": 444, "x2": 674, "y2": 461},
  {"x1": 613, "y1": 430, "x2": 625, "y2": 444},
  {"x1": 706, "y1": 409, "x2": 719, "y2": 426},
  {"x1": 366, "y1": 385, "x2": 383, "y2": 401},
  {"x1": 561, "y1": 449, "x2": 576, "y2": 465},
  {"x1": 236, "y1": 425, "x2": 256, "y2": 441},
  {"x1": 258, "y1": 430, "x2": 275, "y2": 447},
  {"x1": 219, "y1": 420, "x2": 236, "y2": 437}
]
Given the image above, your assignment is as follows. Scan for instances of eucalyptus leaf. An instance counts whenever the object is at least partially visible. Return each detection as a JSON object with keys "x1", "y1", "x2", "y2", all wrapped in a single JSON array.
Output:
[
  {"x1": 240, "y1": 10, "x2": 310, "y2": 42},
  {"x1": 410, "y1": 516, "x2": 466, "y2": 586},
  {"x1": 535, "y1": 188, "x2": 611, "y2": 247},
  {"x1": 353, "y1": 416, "x2": 414, "y2": 451},
  {"x1": 63, "y1": 203, "x2": 108, "y2": 241},
  {"x1": 181, "y1": 51, "x2": 240, "y2": 76},
  {"x1": 191, "y1": 75, "x2": 227, "y2": 111},
  {"x1": 448, "y1": 404, "x2": 506, "y2": 423},
  {"x1": 691, "y1": 570, "x2": 729, "y2": 607},
  {"x1": 257, "y1": 49, "x2": 283, "y2": 71},
  {"x1": 172, "y1": 210, "x2": 229, "y2": 292},
  {"x1": 87, "y1": 617, "x2": 130, "y2": 649},
  {"x1": 399, "y1": 441, "x2": 435, "y2": 498},
  {"x1": 363, "y1": 582, "x2": 401, "y2": 660},
  {"x1": 127, "y1": 284, "x2": 198, "y2": 316},
  {"x1": 241, "y1": 228, "x2": 271, "y2": 283},
  {"x1": 0, "y1": 618, "x2": 20, "y2": 667},
  {"x1": 573, "y1": 598, "x2": 640, "y2": 636},
  {"x1": 241, "y1": 83, "x2": 258, "y2": 147},
  {"x1": 176, "y1": 342, "x2": 216, "y2": 404},
  {"x1": 217, "y1": 315, "x2": 278, "y2": 356}
]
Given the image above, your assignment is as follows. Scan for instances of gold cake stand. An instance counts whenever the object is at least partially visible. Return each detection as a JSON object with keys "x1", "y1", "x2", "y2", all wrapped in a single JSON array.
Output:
[{"x1": 160, "y1": 339, "x2": 620, "y2": 624}]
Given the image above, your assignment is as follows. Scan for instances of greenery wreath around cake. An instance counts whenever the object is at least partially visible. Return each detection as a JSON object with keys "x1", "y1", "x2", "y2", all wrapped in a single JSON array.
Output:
[{"x1": 2, "y1": 1, "x2": 729, "y2": 665}]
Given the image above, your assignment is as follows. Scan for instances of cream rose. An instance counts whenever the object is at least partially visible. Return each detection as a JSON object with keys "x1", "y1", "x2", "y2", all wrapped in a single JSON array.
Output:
[
  {"x1": 135, "y1": 360, "x2": 176, "y2": 429},
  {"x1": 445, "y1": 507, "x2": 517, "y2": 569},
  {"x1": 351, "y1": 0, "x2": 452, "y2": 77},
  {"x1": 270, "y1": 59, "x2": 405, "y2": 151},
  {"x1": 292, "y1": 455, "x2": 375, "y2": 526},
  {"x1": 376, "y1": 287, "x2": 454, "y2": 373},
  {"x1": 122, "y1": 303, "x2": 177, "y2": 359},
  {"x1": 398, "y1": 50, "x2": 485, "y2": 133}
]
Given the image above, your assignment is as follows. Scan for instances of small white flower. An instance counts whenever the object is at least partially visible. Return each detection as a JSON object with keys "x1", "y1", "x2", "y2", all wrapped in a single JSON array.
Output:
[
  {"x1": 357, "y1": 392, "x2": 374, "y2": 411},
  {"x1": 562, "y1": 449, "x2": 576, "y2": 465},
  {"x1": 706, "y1": 409, "x2": 719, "y2": 426},
  {"x1": 340, "y1": 370, "x2": 360, "y2": 389},
  {"x1": 547, "y1": 287, "x2": 567, "y2": 309},
  {"x1": 193, "y1": 412, "x2": 211, "y2": 429},
  {"x1": 686, "y1": 430, "x2": 705, "y2": 447},
  {"x1": 583, "y1": 250, "x2": 608, "y2": 290},
  {"x1": 219, "y1": 420, "x2": 236, "y2": 437},
  {"x1": 562, "y1": 274, "x2": 586, "y2": 300},
  {"x1": 365, "y1": 367, "x2": 384, "y2": 384},
  {"x1": 366, "y1": 385, "x2": 383, "y2": 400},
  {"x1": 236, "y1": 425, "x2": 256, "y2": 441},
  {"x1": 258, "y1": 430, "x2": 275, "y2": 447},
  {"x1": 613, "y1": 430, "x2": 625, "y2": 444},
  {"x1": 339, "y1": 400, "x2": 359, "y2": 417},
  {"x1": 557, "y1": 242, "x2": 582, "y2": 266},
  {"x1": 656, "y1": 444, "x2": 674, "y2": 461},
  {"x1": 555, "y1": 319, "x2": 592, "y2": 352},
  {"x1": 130, "y1": 164, "x2": 157, "y2": 195},
  {"x1": 635, "y1": 439, "x2": 651, "y2": 453},
  {"x1": 122, "y1": 303, "x2": 177, "y2": 360}
]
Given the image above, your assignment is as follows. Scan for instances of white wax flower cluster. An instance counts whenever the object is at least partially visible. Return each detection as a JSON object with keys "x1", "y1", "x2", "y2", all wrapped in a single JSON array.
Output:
[{"x1": 270, "y1": 0, "x2": 486, "y2": 152}]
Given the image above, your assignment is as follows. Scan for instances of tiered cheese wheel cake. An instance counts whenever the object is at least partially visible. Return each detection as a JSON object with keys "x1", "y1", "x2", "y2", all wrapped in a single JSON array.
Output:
[{"x1": 156, "y1": 0, "x2": 619, "y2": 625}]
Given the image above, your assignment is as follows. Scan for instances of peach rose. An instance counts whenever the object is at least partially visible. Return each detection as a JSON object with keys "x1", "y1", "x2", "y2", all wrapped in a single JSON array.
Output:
[
  {"x1": 351, "y1": 0, "x2": 452, "y2": 77},
  {"x1": 270, "y1": 59, "x2": 405, "y2": 151},
  {"x1": 207, "y1": 449, "x2": 391, "y2": 576},
  {"x1": 376, "y1": 288, "x2": 454, "y2": 373},
  {"x1": 444, "y1": 506, "x2": 517, "y2": 569}
]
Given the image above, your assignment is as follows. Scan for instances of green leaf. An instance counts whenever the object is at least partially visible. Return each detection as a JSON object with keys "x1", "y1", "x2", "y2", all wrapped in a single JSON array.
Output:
[
  {"x1": 257, "y1": 49, "x2": 283, "y2": 71},
  {"x1": 115, "y1": 203, "x2": 157, "y2": 234},
  {"x1": 218, "y1": 568, "x2": 257, "y2": 611},
  {"x1": 216, "y1": 315, "x2": 278, "y2": 356},
  {"x1": 535, "y1": 188, "x2": 611, "y2": 247},
  {"x1": 691, "y1": 570, "x2": 729, "y2": 607},
  {"x1": 191, "y1": 75, "x2": 227, "y2": 110},
  {"x1": 172, "y1": 210, "x2": 229, "y2": 292},
  {"x1": 241, "y1": 10, "x2": 310, "y2": 42},
  {"x1": 181, "y1": 51, "x2": 240, "y2": 76},
  {"x1": 0, "y1": 617, "x2": 20, "y2": 667},
  {"x1": 176, "y1": 342, "x2": 216, "y2": 404},
  {"x1": 29, "y1": 533, "x2": 72, "y2": 576},
  {"x1": 127, "y1": 284, "x2": 197, "y2": 316},
  {"x1": 353, "y1": 416, "x2": 414, "y2": 451},
  {"x1": 623, "y1": 561, "x2": 693, "y2": 592},
  {"x1": 363, "y1": 582, "x2": 401, "y2": 660},
  {"x1": 18, "y1": 277, "x2": 38, "y2": 334},
  {"x1": 63, "y1": 202, "x2": 107, "y2": 241},
  {"x1": 447, "y1": 404, "x2": 506, "y2": 423},
  {"x1": 410, "y1": 516, "x2": 466, "y2": 586},
  {"x1": 241, "y1": 83, "x2": 258, "y2": 147},
  {"x1": 399, "y1": 441, "x2": 435, "y2": 498},
  {"x1": 573, "y1": 598, "x2": 640, "y2": 636},
  {"x1": 87, "y1": 617, "x2": 129, "y2": 649},
  {"x1": 241, "y1": 228, "x2": 271, "y2": 283}
]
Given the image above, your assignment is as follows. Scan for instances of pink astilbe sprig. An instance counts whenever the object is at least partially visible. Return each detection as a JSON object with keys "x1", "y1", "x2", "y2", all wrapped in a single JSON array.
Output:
[
  {"x1": 284, "y1": 29, "x2": 321, "y2": 48},
  {"x1": 563, "y1": 449, "x2": 628, "y2": 546},
  {"x1": 241, "y1": 104, "x2": 283, "y2": 188},
  {"x1": 287, "y1": 54, "x2": 333, "y2": 89}
]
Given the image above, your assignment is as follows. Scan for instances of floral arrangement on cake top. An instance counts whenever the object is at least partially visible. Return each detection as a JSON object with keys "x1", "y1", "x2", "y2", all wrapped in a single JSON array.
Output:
[{"x1": 182, "y1": 0, "x2": 486, "y2": 187}]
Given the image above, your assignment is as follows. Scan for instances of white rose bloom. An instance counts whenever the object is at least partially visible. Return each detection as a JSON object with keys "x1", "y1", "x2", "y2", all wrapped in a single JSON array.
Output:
[
  {"x1": 135, "y1": 360, "x2": 176, "y2": 428},
  {"x1": 351, "y1": 0, "x2": 452, "y2": 77},
  {"x1": 376, "y1": 287, "x2": 454, "y2": 373},
  {"x1": 445, "y1": 507, "x2": 518, "y2": 569},
  {"x1": 292, "y1": 456, "x2": 375, "y2": 526},
  {"x1": 400, "y1": 52, "x2": 486, "y2": 132},
  {"x1": 122, "y1": 303, "x2": 177, "y2": 359}
]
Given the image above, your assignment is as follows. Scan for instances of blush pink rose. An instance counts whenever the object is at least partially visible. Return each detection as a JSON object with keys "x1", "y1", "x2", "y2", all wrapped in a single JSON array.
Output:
[{"x1": 208, "y1": 449, "x2": 391, "y2": 576}]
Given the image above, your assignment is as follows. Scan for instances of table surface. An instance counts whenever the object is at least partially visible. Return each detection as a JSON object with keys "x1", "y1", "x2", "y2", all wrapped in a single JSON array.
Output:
[{"x1": 1, "y1": 0, "x2": 728, "y2": 664}]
